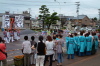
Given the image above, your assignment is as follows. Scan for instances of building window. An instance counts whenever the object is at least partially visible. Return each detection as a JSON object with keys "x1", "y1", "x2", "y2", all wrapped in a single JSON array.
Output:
[{"x1": 24, "y1": 17, "x2": 30, "y2": 20}]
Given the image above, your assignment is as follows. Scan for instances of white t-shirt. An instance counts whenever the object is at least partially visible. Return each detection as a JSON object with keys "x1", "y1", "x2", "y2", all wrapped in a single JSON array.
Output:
[
  {"x1": 22, "y1": 40, "x2": 31, "y2": 54},
  {"x1": 45, "y1": 41, "x2": 54, "y2": 55}
]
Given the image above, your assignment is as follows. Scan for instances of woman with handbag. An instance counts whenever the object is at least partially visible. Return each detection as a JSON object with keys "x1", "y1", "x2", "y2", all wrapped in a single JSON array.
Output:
[
  {"x1": 0, "y1": 37, "x2": 7, "y2": 66},
  {"x1": 56, "y1": 35, "x2": 64, "y2": 66}
]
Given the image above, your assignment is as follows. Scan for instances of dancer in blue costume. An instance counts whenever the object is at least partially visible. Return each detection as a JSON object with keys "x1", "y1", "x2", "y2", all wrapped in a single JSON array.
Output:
[
  {"x1": 73, "y1": 33, "x2": 79, "y2": 55},
  {"x1": 66, "y1": 34, "x2": 77, "y2": 59},
  {"x1": 78, "y1": 32, "x2": 86, "y2": 56},
  {"x1": 91, "y1": 32, "x2": 99, "y2": 55},
  {"x1": 56, "y1": 34, "x2": 60, "y2": 40},
  {"x1": 85, "y1": 33, "x2": 92, "y2": 55}
]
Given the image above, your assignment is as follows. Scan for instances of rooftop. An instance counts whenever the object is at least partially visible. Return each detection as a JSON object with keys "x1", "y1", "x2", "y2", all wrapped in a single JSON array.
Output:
[{"x1": 73, "y1": 15, "x2": 87, "y2": 19}]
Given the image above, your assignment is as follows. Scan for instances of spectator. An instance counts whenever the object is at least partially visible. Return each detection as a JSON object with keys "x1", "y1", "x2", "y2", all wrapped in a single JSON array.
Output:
[
  {"x1": 44, "y1": 35, "x2": 54, "y2": 66},
  {"x1": 56, "y1": 35, "x2": 64, "y2": 66},
  {"x1": 36, "y1": 36, "x2": 46, "y2": 66},
  {"x1": 0, "y1": 37, "x2": 7, "y2": 66},
  {"x1": 52, "y1": 36, "x2": 57, "y2": 61},
  {"x1": 22, "y1": 36, "x2": 31, "y2": 66},
  {"x1": 30, "y1": 36, "x2": 37, "y2": 65}
]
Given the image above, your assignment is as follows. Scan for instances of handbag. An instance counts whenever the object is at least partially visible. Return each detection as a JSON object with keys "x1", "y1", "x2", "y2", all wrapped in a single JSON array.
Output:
[
  {"x1": 0, "y1": 49, "x2": 7, "y2": 57},
  {"x1": 62, "y1": 47, "x2": 66, "y2": 53},
  {"x1": 21, "y1": 48, "x2": 24, "y2": 54},
  {"x1": 44, "y1": 48, "x2": 46, "y2": 55}
]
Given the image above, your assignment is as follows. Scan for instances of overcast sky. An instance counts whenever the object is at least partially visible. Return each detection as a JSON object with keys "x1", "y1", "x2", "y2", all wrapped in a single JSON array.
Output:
[{"x1": 0, "y1": 0, "x2": 100, "y2": 18}]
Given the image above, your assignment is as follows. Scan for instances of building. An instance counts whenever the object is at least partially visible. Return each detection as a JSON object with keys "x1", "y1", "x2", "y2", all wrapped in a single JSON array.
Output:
[
  {"x1": 72, "y1": 15, "x2": 93, "y2": 27},
  {"x1": 60, "y1": 16, "x2": 74, "y2": 27},
  {"x1": 31, "y1": 18, "x2": 43, "y2": 29},
  {"x1": 0, "y1": 11, "x2": 31, "y2": 29},
  {"x1": 50, "y1": 20, "x2": 61, "y2": 29}
]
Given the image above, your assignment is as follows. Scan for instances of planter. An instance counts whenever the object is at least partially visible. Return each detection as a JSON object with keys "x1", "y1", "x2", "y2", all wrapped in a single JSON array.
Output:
[
  {"x1": 14, "y1": 58, "x2": 24, "y2": 66},
  {"x1": 13, "y1": 55, "x2": 24, "y2": 66}
]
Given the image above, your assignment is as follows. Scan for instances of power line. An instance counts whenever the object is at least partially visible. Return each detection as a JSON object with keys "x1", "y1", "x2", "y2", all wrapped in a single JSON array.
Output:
[
  {"x1": 0, "y1": 2, "x2": 75, "y2": 6},
  {"x1": 5, "y1": 0, "x2": 75, "y2": 3}
]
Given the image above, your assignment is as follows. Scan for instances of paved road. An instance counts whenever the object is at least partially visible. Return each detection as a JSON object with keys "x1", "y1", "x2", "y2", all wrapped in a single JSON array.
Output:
[{"x1": 0, "y1": 32, "x2": 100, "y2": 66}]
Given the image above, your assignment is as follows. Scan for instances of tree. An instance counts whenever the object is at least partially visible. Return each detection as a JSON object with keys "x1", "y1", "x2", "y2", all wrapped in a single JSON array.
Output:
[
  {"x1": 92, "y1": 17, "x2": 98, "y2": 22},
  {"x1": 38, "y1": 5, "x2": 49, "y2": 29},
  {"x1": 94, "y1": 17, "x2": 97, "y2": 21},
  {"x1": 44, "y1": 12, "x2": 60, "y2": 30}
]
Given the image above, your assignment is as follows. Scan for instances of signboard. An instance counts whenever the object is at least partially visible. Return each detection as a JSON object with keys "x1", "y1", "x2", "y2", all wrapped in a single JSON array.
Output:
[
  {"x1": 14, "y1": 15, "x2": 24, "y2": 28},
  {"x1": 2, "y1": 15, "x2": 10, "y2": 28}
]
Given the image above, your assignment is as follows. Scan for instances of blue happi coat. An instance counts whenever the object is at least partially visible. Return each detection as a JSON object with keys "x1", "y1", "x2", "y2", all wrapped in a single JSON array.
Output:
[
  {"x1": 78, "y1": 36, "x2": 86, "y2": 52},
  {"x1": 74, "y1": 36, "x2": 79, "y2": 52},
  {"x1": 65, "y1": 37, "x2": 69, "y2": 50},
  {"x1": 56, "y1": 38, "x2": 60, "y2": 40},
  {"x1": 93, "y1": 35, "x2": 99, "y2": 50},
  {"x1": 66, "y1": 37, "x2": 77, "y2": 54},
  {"x1": 86, "y1": 36, "x2": 92, "y2": 51}
]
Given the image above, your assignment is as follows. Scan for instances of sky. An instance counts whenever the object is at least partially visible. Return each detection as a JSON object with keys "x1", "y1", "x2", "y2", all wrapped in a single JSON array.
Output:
[{"x1": 0, "y1": 0, "x2": 100, "y2": 18}]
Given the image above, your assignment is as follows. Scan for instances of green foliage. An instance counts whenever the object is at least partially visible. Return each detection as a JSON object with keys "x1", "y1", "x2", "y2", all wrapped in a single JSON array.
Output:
[
  {"x1": 96, "y1": 29, "x2": 100, "y2": 32},
  {"x1": 62, "y1": 27, "x2": 66, "y2": 29},
  {"x1": 92, "y1": 17, "x2": 98, "y2": 21},
  {"x1": 45, "y1": 12, "x2": 60, "y2": 30},
  {"x1": 38, "y1": 5, "x2": 50, "y2": 29},
  {"x1": 94, "y1": 17, "x2": 97, "y2": 20},
  {"x1": 38, "y1": 5, "x2": 59, "y2": 30}
]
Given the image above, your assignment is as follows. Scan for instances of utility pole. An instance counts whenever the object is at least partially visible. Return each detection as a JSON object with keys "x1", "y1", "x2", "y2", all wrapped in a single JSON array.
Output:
[
  {"x1": 28, "y1": 8, "x2": 31, "y2": 29},
  {"x1": 98, "y1": 9, "x2": 100, "y2": 21},
  {"x1": 75, "y1": 2, "x2": 80, "y2": 26},
  {"x1": 55, "y1": 1, "x2": 61, "y2": 28}
]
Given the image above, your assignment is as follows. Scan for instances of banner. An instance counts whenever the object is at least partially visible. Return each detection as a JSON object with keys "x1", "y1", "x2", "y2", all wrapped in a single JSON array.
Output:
[
  {"x1": 2, "y1": 15, "x2": 10, "y2": 28},
  {"x1": 14, "y1": 15, "x2": 24, "y2": 28}
]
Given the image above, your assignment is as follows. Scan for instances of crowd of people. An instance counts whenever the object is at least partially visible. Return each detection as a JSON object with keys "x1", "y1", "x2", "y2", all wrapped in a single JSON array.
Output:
[
  {"x1": 22, "y1": 30, "x2": 99, "y2": 66},
  {"x1": 22, "y1": 34, "x2": 65, "y2": 66},
  {"x1": 3, "y1": 29, "x2": 20, "y2": 43},
  {"x1": 0, "y1": 29, "x2": 100, "y2": 66}
]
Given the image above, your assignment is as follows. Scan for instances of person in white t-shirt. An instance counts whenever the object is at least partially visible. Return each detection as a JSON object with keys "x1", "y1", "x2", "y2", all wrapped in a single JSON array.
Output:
[
  {"x1": 22, "y1": 36, "x2": 31, "y2": 66},
  {"x1": 44, "y1": 35, "x2": 54, "y2": 66}
]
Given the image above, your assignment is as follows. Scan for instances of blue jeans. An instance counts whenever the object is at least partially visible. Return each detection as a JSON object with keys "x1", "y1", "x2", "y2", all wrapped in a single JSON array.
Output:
[
  {"x1": 67, "y1": 54, "x2": 74, "y2": 59},
  {"x1": 57, "y1": 53, "x2": 63, "y2": 63}
]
